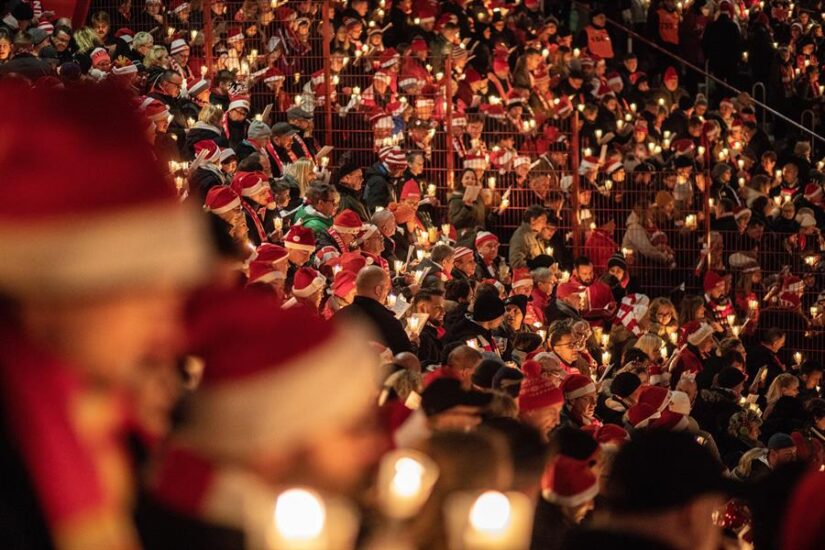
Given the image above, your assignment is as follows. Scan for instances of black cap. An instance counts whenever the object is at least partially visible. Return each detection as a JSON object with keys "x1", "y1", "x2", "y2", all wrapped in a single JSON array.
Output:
[
  {"x1": 492, "y1": 366, "x2": 524, "y2": 398},
  {"x1": 472, "y1": 358, "x2": 504, "y2": 389},
  {"x1": 605, "y1": 430, "x2": 741, "y2": 513},
  {"x1": 421, "y1": 378, "x2": 493, "y2": 417},
  {"x1": 504, "y1": 294, "x2": 529, "y2": 317},
  {"x1": 272, "y1": 122, "x2": 297, "y2": 137},
  {"x1": 610, "y1": 372, "x2": 641, "y2": 398},
  {"x1": 473, "y1": 293, "x2": 505, "y2": 322}
]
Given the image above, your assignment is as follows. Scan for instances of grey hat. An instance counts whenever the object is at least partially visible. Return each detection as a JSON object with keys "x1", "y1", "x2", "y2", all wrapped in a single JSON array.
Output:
[
  {"x1": 272, "y1": 122, "x2": 297, "y2": 137},
  {"x1": 767, "y1": 432, "x2": 795, "y2": 451},
  {"x1": 28, "y1": 28, "x2": 49, "y2": 46},
  {"x1": 286, "y1": 105, "x2": 313, "y2": 121},
  {"x1": 247, "y1": 120, "x2": 271, "y2": 140}
]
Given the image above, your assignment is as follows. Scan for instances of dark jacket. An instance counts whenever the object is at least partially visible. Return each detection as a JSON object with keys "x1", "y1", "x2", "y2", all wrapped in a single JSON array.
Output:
[
  {"x1": 691, "y1": 386, "x2": 743, "y2": 443},
  {"x1": 189, "y1": 166, "x2": 226, "y2": 202},
  {"x1": 334, "y1": 295, "x2": 412, "y2": 354},
  {"x1": 184, "y1": 124, "x2": 227, "y2": 160},
  {"x1": 336, "y1": 183, "x2": 370, "y2": 222},
  {"x1": 442, "y1": 315, "x2": 497, "y2": 352},
  {"x1": 0, "y1": 53, "x2": 52, "y2": 80},
  {"x1": 363, "y1": 162, "x2": 397, "y2": 211},
  {"x1": 136, "y1": 494, "x2": 244, "y2": 550},
  {"x1": 418, "y1": 323, "x2": 444, "y2": 368},
  {"x1": 596, "y1": 394, "x2": 631, "y2": 426},
  {"x1": 531, "y1": 498, "x2": 575, "y2": 550}
]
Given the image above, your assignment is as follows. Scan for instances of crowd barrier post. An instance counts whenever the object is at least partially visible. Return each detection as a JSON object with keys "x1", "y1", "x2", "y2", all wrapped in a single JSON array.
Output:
[
  {"x1": 445, "y1": 56, "x2": 454, "y2": 190},
  {"x1": 571, "y1": 110, "x2": 581, "y2": 258},
  {"x1": 203, "y1": 0, "x2": 214, "y2": 78}
]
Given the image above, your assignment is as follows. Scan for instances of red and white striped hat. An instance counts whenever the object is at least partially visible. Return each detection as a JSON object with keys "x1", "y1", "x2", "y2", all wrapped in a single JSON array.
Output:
[
  {"x1": 333, "y1": 209, "x2": 363, "y2": 234},
  {"x1": 227, "y1": 93, "x2": 251, "y2": 112},
  {"x1": 291, "y1": 267, "x2": 326, "y2": 298},
  {"x1": 170, "y1": 38, "x2": 189, "y2": 55},
  {"x1": 474, "y1": 230, "x2": 498, "y2": 249},
  {"x1": 453, "y1": 246, "x2": 474, "y2": 262},
  {"x1": 283, "y1": 224, "x2": 316, "y2": 252},
  {"x1": 177, "y1": 288, "x2": 378, "y2": 459},
  {"x1": 170, "y1": 0, "x2": 190, "y2": 13},
  {"x1": 541, "y1": 455, "x2": 599, "y2": 507},
  {"x1": 0, "y1": 83, "x2": 211, "y2": 297},
  {"x1": 111, "y1": 59, "x2": 138, "y2": 76},
  {"x1": 37, "y1": 18, "x2": 54, "y2": 35},
  {"x1": 562, "y1": 374, "x2": 596, "y2": 400},
  {"x1": 263, "y1": 66, "x2": 285, "y2": 83},
  {"x1": 579, "y1": 155, "x2": 600, "y2": 174},
  {"x1": 511, "y1": 267, "x2": 533, "y2": 290},
  {"x1": 204, "y1": 185, "x2": 241, "y2": 214},
  {"x1": 230, "y1": 171, "x2": 269, "y2": 197},
  {"x1": 463, "y1": 152, "x2": 487, "y2": 170},
  {"x1": 380, "y1": 146, "x2": 407, "y2": 168},
  {"x1": 186, "y1": 76, "x2": 210, "y2": 97}
]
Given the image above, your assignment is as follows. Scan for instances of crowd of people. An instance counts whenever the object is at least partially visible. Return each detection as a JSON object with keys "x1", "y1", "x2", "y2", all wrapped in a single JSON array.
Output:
[{"x1": 3, "y1": 0, "x2": 825, "y2": 549}]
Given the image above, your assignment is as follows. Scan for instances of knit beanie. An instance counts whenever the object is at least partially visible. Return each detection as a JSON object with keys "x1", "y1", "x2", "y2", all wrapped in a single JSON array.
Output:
[
  {"x1": 716, "y1": 367, "x2": 746, "y2": 389},
  {"x1": 607, "y1": 252, "x2": 628, "y2": 272},
  {"x1": 472, "y1": 358, "x2": 504, "y2": 389}
]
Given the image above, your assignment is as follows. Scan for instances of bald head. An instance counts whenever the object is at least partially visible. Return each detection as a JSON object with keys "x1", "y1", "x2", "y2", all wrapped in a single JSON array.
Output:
[
  {"x1": 394, "y1": 351, "x2": 421, "y2": 374},
  {"x1": 447, "y1": 345, "x2": 483, "y2": 389},
  {"x1": 356, "y1": 265, "x2": 390, "y2": 302}
]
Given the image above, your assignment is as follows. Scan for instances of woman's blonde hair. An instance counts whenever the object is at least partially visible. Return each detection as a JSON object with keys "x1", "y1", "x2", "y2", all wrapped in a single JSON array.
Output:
[
  {"x1": 765, "y1": 373, "x2": 799, "y2": 406},
  {"x1": 284, "y1": 158, "x2": 317, "y2": 198},
  {"x1": 198, "y1": 103, "x2": 224, "y2": 126},
  {"x1": 634, "y1": 333, "x2": 665, "y2": 361},
  {"x1": 73, "y1": 27, "x2": 102, "y2": 54},
  {"x1": 143, "y1": 45, "x2": 169, "y2": 69}
]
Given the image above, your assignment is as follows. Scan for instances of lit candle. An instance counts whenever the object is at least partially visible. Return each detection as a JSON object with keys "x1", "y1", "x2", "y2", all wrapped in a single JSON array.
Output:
[
  {"x1": 387, "y1": 293, "x2": 397, "y2": 308},
  {"x1": 794, "y1": 352, "x2": 803, "y2": 365},
  {"x1": 727, "y1": 314, "x2": 736, "y2": 326},
  {"x1": 732, "y1": 325, "x2": 741, "y2": 337},
  {"x1": 377, "y1": 450, "x2": 439, "y2": 520},
  {"x1": 604, "y1": 180, "x2": 613, "y2": 191},
  {"x1": 560, "y1": 271, "x2": 570, "y2": 282},
  {"x1": 427, "y1": 184, "x2": 437, "y2": 197},
  {"x1": 602, "y1": 351, "x2": 611, "y2": 365},
  {"x1": 416, "y1": 249, "x2": 425, "y2": 261},
  {"x1": 273, "y1": 218, "x2": 283, "y2": 231},
  {"x1": 466, "y1": 338, "x2": 480, "y2": 350},
  {"x1": 201, "y1": 65, "x2": 208, "y2": 76},
  {"x1": 428, "y1": 227, "x2": 438, "y2": 243},
  {"x1": 538, "y1": 329, "x2": 546, "y2": 342},
  {"x1": 272, "y1": 488, "x2": 326, "y2": 549},
  {"x1": 748, "y1": 299, "x2": 758, "y2": 311},
  {"x1": 414, "y1": 269, "x2": 426, "y2": 284},
  {"x1": 595, "y1": 129, "x2": 603, "y2": 140},
  {"x1": 811, "y1": 305, "x2": 818, "y2": 318},
  {"x1": 487, "y1": 176, "x2": 496, "y2": 190},
  {"x1": 449, "y1": 491, "x2": 532, "y2": 550},
  {"x1": 601, "y1": 334, "x2": 609, "y2": 348},
  {"x1": 441, "y1": 223, "x2": 451, "y2": 236},
  {"x1": 660, "y1": 347, "x2": 668, "y2": 360},
  {"x1": 545, "y1": 246, "x2": 554, "y2": 256},
  {"x1": 394, "y1": 260, "x2": 404, "y2": 276},
  {"x1": 709, "y1": 198, "x2": 715, "y2": 208},
  {"x1": 669, "y1": 332, "x2": 678, "y2": 345}
]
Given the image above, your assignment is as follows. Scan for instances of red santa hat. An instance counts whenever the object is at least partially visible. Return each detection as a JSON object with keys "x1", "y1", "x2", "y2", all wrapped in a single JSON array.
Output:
[
  {"x1": 231, "y1": 171, "x2": 269, "y2": 197},
  {"x1": 682, "y1": 320, "x2": 714, "y2": 347},
  {"x1": 782, "y1": 275, "x2": 804, "y2": 294},
  {"x1": 590, "y1": 424, "x2": 630, "y2": 449},
  {"x1": 585, "y1": 281, "x2": 617, "y2": 316},
  {"x1": 672, "y1": 138, "x2": 695, "y2": 157},
  {"x1": 663, "y1": 66, "x2": 678, "y2": 83},
  {"x1": 194, "y1": 139, "x2": 221, "y2": 163},
  {"x1": 400, "y1": 179, "x2": 421, "y2": 200},
  {"x1": 492, "y1": 56, "x2": 510, "y2": 74},
  {"x1": 703, "y1": 270, "x2": 726, "y2": 292},
  {"x1": 606, "y1": 72, "x2": 623, "y2": 89},
  {"x1": 246, "y1": 259, "x2": 284, "y2": 285},
  {"x1": 114, "y1": 27, "x2": 134, "y2": 42},
  {"x1": 371, "y1": 112, "x2": 394, "y2": 130},
  {"x1": 650, "y1": 409, "x2": 691, "y2": 431},
  {"x1": 512, "y1": 267, "x2": 533, "y2": 290},
  {"x1": 474, "y1": 231, "x2": 498, "y2": 249},
  {"x1": 141, "y1": 98, "x2": 170, "y2": 122},
  {"x1": 226, "y1": 25, "x2": 244, "y2": 43},
  {"x1": 263, "y1": 67, "x2": 285, "y2": 83},
  {"x1": 605, "y1": 157, "x2": 623, "y2": 175},
  {"x1": 291, "y1": 267, "x2": 326, "y2": 298},
  {"x1": 170, "y1": 0, "x2": 190, "y2": 13},
  {"x1": 556, "y1": 280, "x2": 585, "y2": 300},
  {"x1": 453, "y1": 246, "x2": 474, "y2": 262},
  {"x1": 562, "y1": 374, "x2": 596, "y2": 400},
  {"x1": 0, "y1": 82, "x2": 210, "y2": 297},
  {"x1": 541, "y1": 455, "x2": 599, "y2": 507},
  {"x1": 283, "y1": 225, "x2": 316, "y2": 252},
  {"x1": 355, "y1": 224, "x2": 379, "y2": 246},
  {"x1": 379, "y1": 48, "x2": 401, "y2": 69},
  {"x1": 204, "y1": 186, "x2": 241, "y2": 214},
  {"x1": 339, "y1": 251, "x2": 367, "y2": 274},
  {"x1": 170, "y1": 38, "x2": 189, "y2": 56},
  {"x1": 332, "y1": 269, "x2": 357, "y2": 298},
  {"x1": 111, "y1": 58, "x2": 139, "y2": 76},
  {"x1": 519, "y1": 360, "x2": 564, "y2": 413},
  {"x1": 228, "y1": 93, "x2": 251, "y2": 113},
  {"x1": 579, "y1": 155, "x2": 600, "y2": 174},
  {"x1": 179, "y1": 288, "x2": 378, "y2": 458},
  {"x1": 253, "y1": 243, "x2": 288, "y2": 266},
  {"x1": 463, "y1": 67, "x2": 483, "y2": 85},
  {"x1": 626, "y1": 402, "x2": 660, "y2": 428},
  {"x1": 185, "y1": 77, "x2": 209, "y2": 97},
  {"x1": 638, "y1": 385, "x2": 671, "y2": 413},
  {"x1": 333, "y1": 209, "x2": 363, "y2": 234},
  {"x1": 410, "y1": 36, "x2": 429, "y2": 52}
]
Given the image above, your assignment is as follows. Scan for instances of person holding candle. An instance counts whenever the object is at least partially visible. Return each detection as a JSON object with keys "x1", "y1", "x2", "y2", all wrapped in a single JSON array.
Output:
[{"x1": 443, "y1": 289, "x2": 506, "y2": 355}]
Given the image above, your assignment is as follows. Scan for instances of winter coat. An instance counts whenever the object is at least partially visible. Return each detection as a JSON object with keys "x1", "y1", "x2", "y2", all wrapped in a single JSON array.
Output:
[
  {"x1": 336, "y1": 183, "x2": 369, "y2": 222},
  {"x1": 691, "y1": 386, "x2": 743, "y2": 443},
  {"x1": 622, "y1": 211, "x2": 669, "y2": 263},
  {"x1": 363, "y1": 162, "x2": 397, "y2": 211},
  {"x1": 508, "y1": 223, "x2": 543, "y2": 269},
  {"x1": 596, "y1": 394, "x2": 631, "y2": 426},
  {"x1": 530, "y1": 499, "x2": 574, "y2": 550},
  {"x1": 447, "y1": 192, "x2": 486, "y2": 231},
  {"x1": 442, "y1": 315, "x2": 498, "y2": 354},
  {"x1": 189, "y1": 165, "x2": 226, "y2": 202},
  {"x1": 292, "y1": 205, "x2": 332, "y2": 235},
  {"x1": 184, "y1": 123, "x2": 227, "y2": 161},
  {"x1": 701, "y1": 14, "x2": 743, "y2": 78}
]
